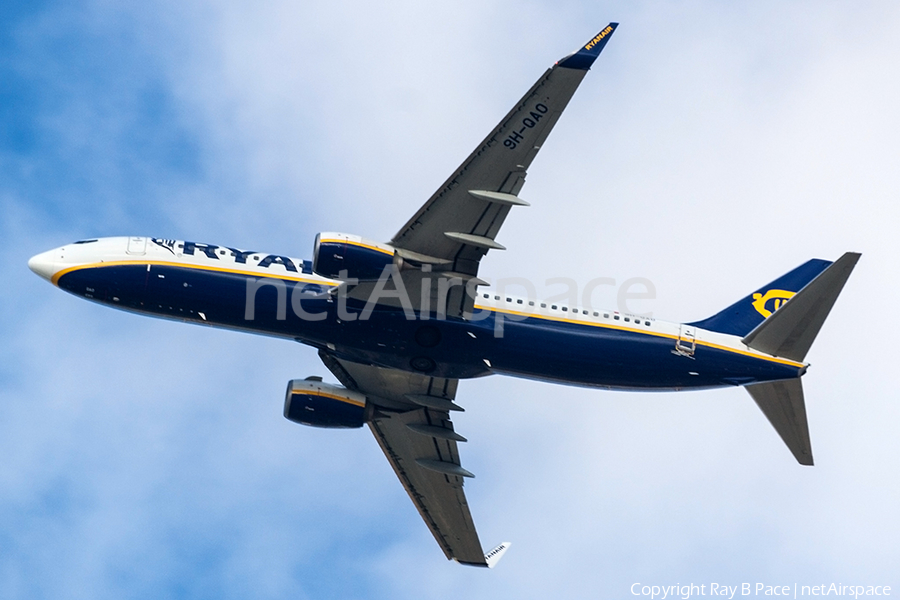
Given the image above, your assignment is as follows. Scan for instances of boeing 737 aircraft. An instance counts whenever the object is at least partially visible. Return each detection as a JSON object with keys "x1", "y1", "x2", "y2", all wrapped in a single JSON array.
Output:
[{"x1": 28, "y1": 23, "x2": 859, "y2": 567}]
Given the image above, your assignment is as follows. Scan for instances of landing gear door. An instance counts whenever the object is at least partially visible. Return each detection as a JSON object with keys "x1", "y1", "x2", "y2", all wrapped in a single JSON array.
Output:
[
  {"x1": 126, "y1": 236, "x2": 147, "y2": 256},
  {"x1": 674, "y1": 324, "x2": 697, "y2": 358}
]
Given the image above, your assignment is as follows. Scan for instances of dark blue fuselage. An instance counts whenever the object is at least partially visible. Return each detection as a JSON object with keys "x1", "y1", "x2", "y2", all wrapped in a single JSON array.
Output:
[{"x1": 57, "y1": 262, "x2": 802, "y2": 390}]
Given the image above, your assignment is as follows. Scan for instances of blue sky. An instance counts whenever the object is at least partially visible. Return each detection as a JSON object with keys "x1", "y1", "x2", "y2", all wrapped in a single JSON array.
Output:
[{"x1": 3, "y1": 1, "x2": 899, "y2": 598}]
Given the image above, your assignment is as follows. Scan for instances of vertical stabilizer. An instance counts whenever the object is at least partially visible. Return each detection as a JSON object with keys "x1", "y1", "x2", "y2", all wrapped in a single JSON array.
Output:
[
  {"x1": 689, "y1": 259, "x2": 832, "y2": 337},
  {"x1": 745, "y1": 379, "x2": 813, "y2": 465}
]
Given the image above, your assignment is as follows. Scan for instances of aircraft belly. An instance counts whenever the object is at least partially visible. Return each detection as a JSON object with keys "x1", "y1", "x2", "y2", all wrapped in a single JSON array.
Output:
[
  {"x1": 324, "y1": 311, "x2": 493, "y2": 379},
  {"x1": 486, "y1": 316, "x2": 801, "y2": 390}
]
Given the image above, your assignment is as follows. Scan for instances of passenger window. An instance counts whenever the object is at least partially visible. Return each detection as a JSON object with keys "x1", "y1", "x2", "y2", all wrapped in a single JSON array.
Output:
[
  {"x1": 529, "y1": 301, "x2": 535, "y2": 306},
  {"x1": 645, "y1": 321, "x2": 651, "y2": 326},
  {"x1": 551, "y1": 305, "x2": 557, "y2": 310},
  {"x1": 624, "y1": 317, "x2": 630, "y2": 322},
  {"x1": 593, "y1": 312, "x2": 599, "y2": 317},
  {"x1": 495, "y1": 295, "x2": 500, "y2": 300},
  {"x1": 517, "y1": 299, "x2": 523, "y2": 304},
  {"x1": 541, "y1": 303, "x2": 547, "y2": 308},
  {"x1": 614, "y1": 315, "x2": 620, "y2": 320},
  {"x1": 603, "y1": 313, "x2": 609, "y2": 318}
]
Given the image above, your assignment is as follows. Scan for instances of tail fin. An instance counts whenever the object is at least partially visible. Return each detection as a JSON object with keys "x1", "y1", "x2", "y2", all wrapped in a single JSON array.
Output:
[
  {"x1": 742, "y1": 252, "x2": 861, "y2": 362},
  {"x1": 690, "y1": 258, "x2": 833, "y2": 337},
  {"x1": 745, "y1": 378, "x2": 813, "y2": 465}
]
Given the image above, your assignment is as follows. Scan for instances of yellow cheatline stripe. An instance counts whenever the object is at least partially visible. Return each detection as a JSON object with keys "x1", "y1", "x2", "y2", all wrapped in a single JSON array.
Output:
[
  {"x1": 295, "y1": 389, "x2": 366, "y2": 407},
  {"x1": 51, "y1": 260, "x2": 335, "y2": 287},
  {"x1": 476, "y1": 304, "x2": 805, "y2": 369},
  {"x1": 318, "y1": 238, "x2": 394, "y2": 256}
]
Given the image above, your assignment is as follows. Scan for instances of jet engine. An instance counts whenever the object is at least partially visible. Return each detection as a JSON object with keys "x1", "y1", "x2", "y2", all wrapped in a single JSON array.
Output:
[
  {"x1": 312, "y1": 232, "x2": 394, "y2": 281},
  {"x1": 283, "y1": 378, "x2": 369, "y2": 429}
]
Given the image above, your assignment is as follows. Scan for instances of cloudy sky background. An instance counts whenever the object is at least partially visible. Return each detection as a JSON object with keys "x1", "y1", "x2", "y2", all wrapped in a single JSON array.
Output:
[{"x1": 2, "y1": 0, "x2": 898, "y2": 598}]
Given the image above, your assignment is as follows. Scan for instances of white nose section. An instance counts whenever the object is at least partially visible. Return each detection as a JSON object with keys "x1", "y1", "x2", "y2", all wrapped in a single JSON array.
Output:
[{"x1": 28, "y1": 250, "x2": 57, "y2": 282}]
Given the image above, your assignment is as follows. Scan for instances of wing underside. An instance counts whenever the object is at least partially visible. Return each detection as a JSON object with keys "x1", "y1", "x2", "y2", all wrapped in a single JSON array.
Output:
[
  {"x1": 319, "y1": 350, "x2": 488, "y2": 565},
  {"x1": 369, "y1": 408, "x2": 485, "y2": 564}
]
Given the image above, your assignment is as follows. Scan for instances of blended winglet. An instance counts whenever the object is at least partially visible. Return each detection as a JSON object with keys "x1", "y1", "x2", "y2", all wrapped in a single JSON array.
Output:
[
  {"x1": 484, "y1": 542, "x2": 512, "y2": 568},
  {"x1": 558, "y1": 23, "x2": 619, "y2": 70}
]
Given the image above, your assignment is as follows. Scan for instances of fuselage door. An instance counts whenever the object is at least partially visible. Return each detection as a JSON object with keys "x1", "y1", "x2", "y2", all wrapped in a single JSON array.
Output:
[
  {"x1": 126, "y1": 236, "x2": 147, "y2": 256},
  {"x1": 674, "y1": 324, "x2": 697, "y2": 358}
]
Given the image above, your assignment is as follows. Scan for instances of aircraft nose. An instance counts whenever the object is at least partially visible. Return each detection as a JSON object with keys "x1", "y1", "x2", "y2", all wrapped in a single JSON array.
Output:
[{"x1": 28, "y1": 250, "x2": 57, "y2": 282}]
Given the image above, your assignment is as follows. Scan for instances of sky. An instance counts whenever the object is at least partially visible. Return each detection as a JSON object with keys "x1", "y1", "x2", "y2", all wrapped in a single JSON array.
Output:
[{"x1": 2, "y1": 0, "x2": 899, "y2": 598}]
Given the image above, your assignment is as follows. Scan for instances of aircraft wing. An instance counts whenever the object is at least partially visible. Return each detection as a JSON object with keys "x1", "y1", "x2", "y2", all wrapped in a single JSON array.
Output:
[
  {"x1": 318, "y1": 350, "x2": 496, "y2": 566},
  {"x1": 390, "y1": 23, "x2": 618, "y2": 278}
]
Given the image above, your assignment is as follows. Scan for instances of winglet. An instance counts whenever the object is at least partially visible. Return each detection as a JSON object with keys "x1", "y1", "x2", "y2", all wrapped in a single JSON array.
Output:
[
  {"x1": 558, "y1": 23, "x2": 619, "y2": 70},
  {"x1": 484, "y1": 542, "x2": 512, "y2": 568}
]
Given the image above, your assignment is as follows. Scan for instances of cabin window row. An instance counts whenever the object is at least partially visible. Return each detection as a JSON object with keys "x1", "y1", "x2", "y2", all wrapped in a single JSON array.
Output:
[{"x1": 480, "y1": 293, "x2": 651, "y2": 326}]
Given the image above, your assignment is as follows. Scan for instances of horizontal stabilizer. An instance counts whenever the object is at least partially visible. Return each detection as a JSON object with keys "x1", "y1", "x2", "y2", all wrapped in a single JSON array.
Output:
[
  {"x1": 743, "y1": 252, "x2": 860, "y2": 362},
  {"x1": 745, "y1": 378, "x2": 813, "y2": 465}
]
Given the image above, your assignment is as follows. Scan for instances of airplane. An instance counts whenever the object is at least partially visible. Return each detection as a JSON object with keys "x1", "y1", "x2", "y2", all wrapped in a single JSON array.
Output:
[{"x1": 27, "y1": 23, "x2": 860, "y2": 568}]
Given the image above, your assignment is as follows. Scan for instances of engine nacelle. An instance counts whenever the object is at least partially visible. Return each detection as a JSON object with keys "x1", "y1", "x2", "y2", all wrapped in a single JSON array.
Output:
[
  {"x1": 312, "y1": 232, "x2": 394, "y2": 280},
  {"x1": 283, "y1": 379, "x2": 368, "y2": 429}
]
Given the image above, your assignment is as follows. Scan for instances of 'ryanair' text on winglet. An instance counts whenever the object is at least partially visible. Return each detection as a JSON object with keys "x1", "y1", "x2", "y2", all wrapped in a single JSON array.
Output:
[{"x1": 557, "y1": 22, "x2": 619, "y2": 70}]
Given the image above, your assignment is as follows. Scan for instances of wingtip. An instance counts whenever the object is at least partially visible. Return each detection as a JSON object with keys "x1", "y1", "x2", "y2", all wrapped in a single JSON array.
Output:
[
  {"x1": 557, "y1": 23, "x2": 619, "y2": 70},
  {"x1": 484, "y1": 541, "x2": 512, "y2": 568},
  {"x1": 798, "y1": 454, "x2": 815, "y2": 467}
]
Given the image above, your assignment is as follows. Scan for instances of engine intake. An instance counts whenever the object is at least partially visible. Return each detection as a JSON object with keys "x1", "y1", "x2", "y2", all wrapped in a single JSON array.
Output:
[
  {"x1": 313, "y1": 232, "x2": 394, "y2": 280},
  {"x1": 283, "y1": 379, "x2": 368, "y2": 429}
]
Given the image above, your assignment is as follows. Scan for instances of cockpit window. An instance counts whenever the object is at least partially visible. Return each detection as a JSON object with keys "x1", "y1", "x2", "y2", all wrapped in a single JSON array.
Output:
[{"x1": 73, "y1": 239, "x2": 98, "y2": 244}]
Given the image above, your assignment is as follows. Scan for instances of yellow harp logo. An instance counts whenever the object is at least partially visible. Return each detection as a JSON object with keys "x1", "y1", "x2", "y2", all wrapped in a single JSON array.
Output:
[{"x1": 752, "y1": 289, "x2": 795, "y2": 318}]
